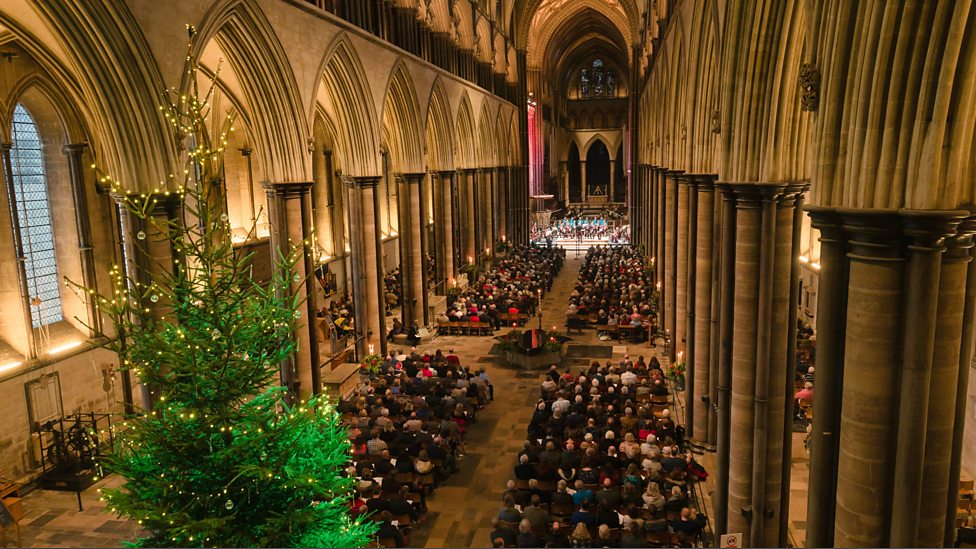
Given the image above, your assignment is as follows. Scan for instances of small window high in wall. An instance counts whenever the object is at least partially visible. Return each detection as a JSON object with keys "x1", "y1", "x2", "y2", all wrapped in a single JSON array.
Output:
[{"x1": 9, "y1": 103, "x2": 63, "y2": 327}]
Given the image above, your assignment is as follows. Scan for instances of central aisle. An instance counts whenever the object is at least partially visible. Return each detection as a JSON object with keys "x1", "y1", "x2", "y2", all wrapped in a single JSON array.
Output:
[
  {"x1": 414, "y1": 252, "x2": 584, "y2": 547},
  {"x1": 407, "y1": 251, "x2": 655, "y2": 547}
]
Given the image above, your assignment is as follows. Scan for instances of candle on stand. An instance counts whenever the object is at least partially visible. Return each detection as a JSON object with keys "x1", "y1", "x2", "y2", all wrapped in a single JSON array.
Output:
[{"x1": 368, "y1": 344, "x2": 374, "y2": 355}]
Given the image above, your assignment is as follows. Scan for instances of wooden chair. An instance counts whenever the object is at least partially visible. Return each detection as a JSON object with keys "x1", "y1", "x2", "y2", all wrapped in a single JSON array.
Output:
[
  {"x1": 405, "y1": 492, "x2": 423, "y2": 503},
  {"x1": 499, "y1": 520, "x2": 521, "y2": 531},
  {"x1": 961, "y1": 479, "x2": 975, "y2": 499},
  {"x1": 550, "y1": 502, "x2": 574, "y2": 518},
  {"x1": 959, "y1": 497, "x2": 972, "y2": 518},
  {"x1": 537, "y1": 480, "x2": 557, "y2": 492},
  {"x1": 391, "y1": 514, "x2": 412, "y2": 528},
  {"x1": 394, "y1": 471, "x2": 415, "y2": 484}
]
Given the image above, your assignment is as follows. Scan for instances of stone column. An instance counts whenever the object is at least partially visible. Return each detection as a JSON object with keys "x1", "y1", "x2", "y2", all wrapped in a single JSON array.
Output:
[
  {"x1": 438, "y1": 171, "x2": 456, "y2": 283},
  {"x1": 629, "y1": 164, "x2": 640, "y2": 245},
  {"x1": 264, "y1": 181, "x2": 321, "y2": 401},
  {"x1": 647, "y1": 166, "x2": 656, "y2": 261},
  {"x1": 726, "y1": 183, "x2": 800, "y2": 547},
  {"x1": 312, "y1": 148, "x2": 337, "y2": 257},
  {"x1": 64, "y1": 144, "x2": 101, "y2": 335},
  {"x1": 397, "y1": 173, "x2": 426, "y2": 327},
  {"x1": 664, "y1": 170, "x2": 682, "y2": 358},
  {"x1": 418, "y1": 173, "x2": 430, "y2": 316},
  {"x1": 343, "y1": 176, "x2": 387, "y2": 358},
  {"x1": 834, "y1": 210, "x2": 905, "y2": 548},
  {"x1": 692, "y1": 175, "x2": 716, "y2": 446},
  {"x1": 804, "y1": 207, "x2": 846, "y2": 548},
  {"x1": 411, "y1": 172, "x2": 428, "y2": 324},
  {"x1": 488, "y1": 167, "x2": 497, "y2": 250},
  {"x1": 829, "y1": 208, "x2": 966, "y2": 547},
  {"x1": 684, "y1": 175, "x2": 698, "y2": 438},
  {"x1": 946, "y1": 217, "x2": 976, "y2": 546},
  {"x1": 707, "y1": 179, "x2": 723, "y2": 449},
  {"x1": 727, "y1": 184, "x2": 765, "y2": 543},
  {"x1": 495, "y1": 167, "x2": 507, "y2": 243},
  {"x1": 920, "y1": 218, "x2": 974, "y2": 547},
  {"x1": 676, "y1": 175, "x2": 690, "y2": 358},
  {"x1": 581, "y1": 160, "x2": 588, "y2": 202},
  {"x1": 609, "y1": 159, "x2": 615, "y2": 204},
  {"x1": 889, "y1": 214, "x2": 958, "y2": 547},
  {"x1": 472, "y1": 169, "x2": 483, "y2": 263},
  {"x1": 1, "y1": 143, "x2": 38, "y2": 360},
  {"x1": 113, "y1": 192, "x2": 181, "y2": 410},
  {"x1": 463, "y1": 168, "x2": 477, "y2": 265},
  {"x1": 714, "y1": 182, "x2": 737, "y2": 536},
  {"x1": 656, "y1": 168, "x2": 667, "y2": 310}
]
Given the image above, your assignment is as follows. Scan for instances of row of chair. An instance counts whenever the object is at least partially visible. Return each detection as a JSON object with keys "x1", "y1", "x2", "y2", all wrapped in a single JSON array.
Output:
[
  {"x1": 436, "y1": 321, "x2": 494, "y2": 335},
  {"x1": 565, "y1": 316, "x2": 651, "y2": 341}
]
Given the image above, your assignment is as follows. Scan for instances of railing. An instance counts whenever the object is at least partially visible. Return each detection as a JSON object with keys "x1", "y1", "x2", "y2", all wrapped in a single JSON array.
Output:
[{"x1": 296, "y1": 0, "x2": 518, "y2": 104}]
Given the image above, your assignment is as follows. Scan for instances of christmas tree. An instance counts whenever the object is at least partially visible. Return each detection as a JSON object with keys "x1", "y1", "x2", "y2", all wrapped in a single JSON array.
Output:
[{"x1": 76, "y1": 27, "x2": 376, "y2": 548}]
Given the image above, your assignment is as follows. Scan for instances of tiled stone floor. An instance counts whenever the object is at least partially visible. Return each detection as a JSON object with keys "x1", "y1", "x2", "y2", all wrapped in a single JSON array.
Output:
[{"x1": 8, "y1": 251, "x2": 812, "y2": 548}]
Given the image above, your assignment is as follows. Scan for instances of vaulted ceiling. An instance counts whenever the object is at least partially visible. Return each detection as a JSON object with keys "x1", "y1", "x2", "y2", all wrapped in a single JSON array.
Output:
[{"x1": 511, "y1": 0, "x2": 642, "y2": 98}]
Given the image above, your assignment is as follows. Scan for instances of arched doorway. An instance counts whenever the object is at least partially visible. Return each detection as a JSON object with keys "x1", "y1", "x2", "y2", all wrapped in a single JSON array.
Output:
[{"x1": 586, "y1": 140, "x2": 611, "y2": 200}]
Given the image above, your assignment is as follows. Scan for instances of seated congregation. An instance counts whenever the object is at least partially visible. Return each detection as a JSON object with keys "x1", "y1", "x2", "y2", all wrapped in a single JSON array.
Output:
[
  {"x1": 338, "y1": 348, "x2": 495, "y2": 547},
  {"x1": 437, "y1": 245, "x2": 565, "y2": 335},
  {"x1": 492, "y1": 357, "x2": 709, "y2": 548},
  {"x1": 564, "y1": 246, "x2": 657, "y2": 342}
]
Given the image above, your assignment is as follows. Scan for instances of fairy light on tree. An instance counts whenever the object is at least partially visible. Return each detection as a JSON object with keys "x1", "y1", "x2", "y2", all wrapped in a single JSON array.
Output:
[{"x1": 68, "y1": 27, "x2": 376, "y2": 548}]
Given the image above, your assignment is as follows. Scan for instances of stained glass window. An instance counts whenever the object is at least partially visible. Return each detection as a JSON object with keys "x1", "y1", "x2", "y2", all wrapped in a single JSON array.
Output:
[
  {"x1": 581, "y1": 59, "x2": 616, "y2": 99},
  {"x1": 592, "y1": 59, "x2": 604, "y2": 97},
  {"x1": 10, "y1": 104, "x2": 63, "y2": 327}
]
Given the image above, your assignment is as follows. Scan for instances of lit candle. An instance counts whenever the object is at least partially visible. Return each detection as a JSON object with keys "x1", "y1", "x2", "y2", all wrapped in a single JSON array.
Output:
[{"x1": 368, "y1": 344, "x2": 374, "y2": 355}]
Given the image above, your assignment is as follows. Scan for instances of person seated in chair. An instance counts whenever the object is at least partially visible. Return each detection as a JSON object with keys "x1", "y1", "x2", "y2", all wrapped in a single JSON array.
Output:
[
  {"x1": 387, "y1": 317, "x2": 404, "y2": 342},
  {"x1": 406, "y1": 322, "x2": 421, "y2": 346}
]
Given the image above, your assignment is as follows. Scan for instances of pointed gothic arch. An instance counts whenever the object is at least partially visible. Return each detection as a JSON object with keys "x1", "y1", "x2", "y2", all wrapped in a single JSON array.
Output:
[
  {"x1": 455, "y1": 92, "x2": 476, "y2": 170},
  {"x1": 195, "y1": 0, "x2": 309, "y2": 182},
  {"x1": 425, "y1": 77, "x2": 455, "y2": 172},
  {"x1": 315, "y1": 33, "x2": 380, "y2": 177},
  {"x1": 381, "y1": 60, "x2": 424, "y2": 174}
]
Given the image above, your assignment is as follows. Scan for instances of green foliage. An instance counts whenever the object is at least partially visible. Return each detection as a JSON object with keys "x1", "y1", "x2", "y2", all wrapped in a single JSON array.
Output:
[
  {"x1": 74, "y1": 28, "x2": 375, "y2": 548},
  {"x1": 496, "y1": 328, "x2": 523, "y2": 352},
  {"x1": 359, "y1": 354, "x2": 383, "y2": 376},
  {"x1": 542, "y1": 331, "x2": 562, "y2": 354}
]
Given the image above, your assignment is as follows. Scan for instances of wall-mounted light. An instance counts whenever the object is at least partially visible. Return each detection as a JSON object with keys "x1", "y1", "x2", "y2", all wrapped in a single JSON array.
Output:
[
  {"x1": 0, "y1": 361, "x2": 23, "y2": 373},
  {"x1": 48, "y1": 341, "x2": 82, "y2": 356}
]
